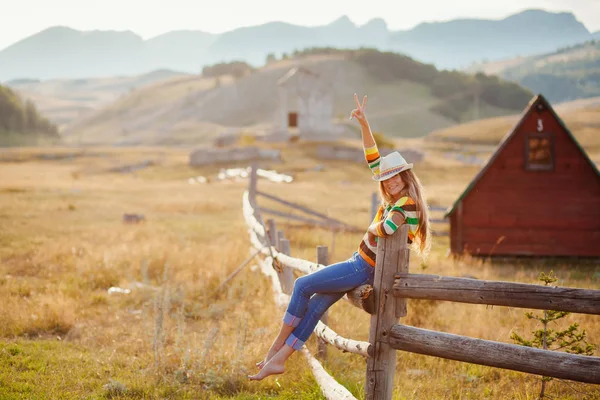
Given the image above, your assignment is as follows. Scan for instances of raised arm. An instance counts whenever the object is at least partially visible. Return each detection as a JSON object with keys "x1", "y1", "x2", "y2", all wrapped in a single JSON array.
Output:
[{"x1": 350, "y1": 93, "x2": 380, "y2": 176}]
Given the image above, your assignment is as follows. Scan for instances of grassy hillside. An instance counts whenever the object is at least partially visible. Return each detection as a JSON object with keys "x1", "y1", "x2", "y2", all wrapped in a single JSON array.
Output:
[
  {"x1": 0, "y1": 84, "x2": 59, "y2": 146},
  {"x1": 0, "y1": 144, "x2": 597, "y2": 398},
  {"x1": 6, "y1": 69, "x2": 187, "y2": 127},
  {"x1": 60, "y1": 49, "x2": 532, "y2": 146},
  {"x1": 467, "y1": 40, "x2": 600, "y2": 102},
  {"x1": 426, "y1": 99, "x2": 600, "y2": 166}
]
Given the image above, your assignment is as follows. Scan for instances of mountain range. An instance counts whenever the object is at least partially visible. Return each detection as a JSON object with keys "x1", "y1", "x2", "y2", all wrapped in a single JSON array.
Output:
[{"x1": 0, "y1": 9, "x2": 598, "y2": 81}]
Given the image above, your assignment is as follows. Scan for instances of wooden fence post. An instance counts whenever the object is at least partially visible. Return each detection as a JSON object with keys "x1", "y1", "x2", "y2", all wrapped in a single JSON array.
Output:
[
  {"x1": 249, "y1": 162, "x2": 258, "y2": 200},
  {"x1": 371, "y1": 192, "x2": 379, "y2": 221},
  {"x1": 366, "y1": 225, "x2": 410, "y2": 400},
  {"x1": 278, "y1": 231, "x2": 294, "y2": 294},
  {"x1": 316, "y1": 245, "x2": 329, "y2": 360},
  {"x1": 266, "y1": 219, "x2": 278, "y2": 248}
]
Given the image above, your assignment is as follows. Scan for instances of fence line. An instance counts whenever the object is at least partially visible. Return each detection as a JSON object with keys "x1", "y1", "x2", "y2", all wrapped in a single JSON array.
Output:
[
  {"x1": 248, "y1": 201, "x2": 363, "y2": 399},
  {"x1": 244, "y1": 191, "x2": 374, "y2": 314},
  {"x1": 388, "y1": 325, "x2": 600, "y2": 384},
  {"x1": 242, "y1": 163, "x2": 600, "y2": 400},
  {"x1": 394, "y1": 273, "x2": 600, "y2": 315}
]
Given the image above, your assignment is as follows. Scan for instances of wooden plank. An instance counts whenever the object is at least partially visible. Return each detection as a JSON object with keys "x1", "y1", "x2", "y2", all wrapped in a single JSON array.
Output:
[
  {"x1": 395, "y1": 246, "x2": 410, "y2": 319},
  {"x1": 260, "y1": 207, "x2": 348, "y2": 229},
  {"x1": 278, "y1": 235, "x2": 294, "y2": 295},
  {"x1": 388, "y1": 324, "x2": 600, "y2": 384},
  {"x1": 366, "y1": 225, "x2": 409, "y2": 400},
  {"x1": 248, "y1": 162, "x2": 258, "y2": 199},
  {"x1": 256, "y1": 190, "x2": 349, "y2": 228},
  {"x1": 393, "y1": 273, "x2": 600, "y2": 315},
  {"x1": 317, "y1": 245, "x2": 329, "y2": 360},
  {"x1": 301, "y1": 348, "x2": 357, "y2": 400},
  {"x1": 266, "y1": 219, "x2": 278, "y2": 247}
]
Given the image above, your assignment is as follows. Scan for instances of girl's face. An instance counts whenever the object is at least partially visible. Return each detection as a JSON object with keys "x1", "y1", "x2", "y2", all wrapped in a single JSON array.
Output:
[{"x1": 382, "y1": 173, "x2": 405, "y2": 197}]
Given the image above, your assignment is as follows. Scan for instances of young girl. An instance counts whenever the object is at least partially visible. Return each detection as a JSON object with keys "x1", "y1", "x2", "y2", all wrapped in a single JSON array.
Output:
[{"x1": 249, "y1": 93, "x2": 431, "y2": 381}]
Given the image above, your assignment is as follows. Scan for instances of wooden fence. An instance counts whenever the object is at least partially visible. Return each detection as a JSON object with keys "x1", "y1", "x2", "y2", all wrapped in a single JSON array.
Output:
[{"x1": 242, "y1": 164, "x2": 600, "y2": 400}]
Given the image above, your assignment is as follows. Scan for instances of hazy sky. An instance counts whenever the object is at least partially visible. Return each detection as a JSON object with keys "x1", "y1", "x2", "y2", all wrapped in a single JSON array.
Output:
[{"x1": 2, "y1": 0, "x2": 599, "y2": 50}]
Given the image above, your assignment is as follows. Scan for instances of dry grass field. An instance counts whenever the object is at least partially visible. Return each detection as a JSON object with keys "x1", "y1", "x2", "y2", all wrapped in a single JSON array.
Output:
[{"x1": 0, "y1": 141, "x2": 598, "y2": 399}]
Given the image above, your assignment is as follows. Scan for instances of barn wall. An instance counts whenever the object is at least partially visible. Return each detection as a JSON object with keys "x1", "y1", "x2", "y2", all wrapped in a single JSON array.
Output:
[{"x1": 455, "y1": 103, "x2": 600, "y2": 257}]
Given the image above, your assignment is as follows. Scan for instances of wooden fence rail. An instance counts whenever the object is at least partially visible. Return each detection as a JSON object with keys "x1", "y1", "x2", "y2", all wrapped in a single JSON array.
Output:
[
  {"x1": 394, "y1": 273, "x2": 600, "y2": 315},
  {"x1": 242, "y1": 163, "x2": 600, "y2": 400},
  {"x1": 389, "y1": 325, "x2": 600, "y2": 384}
]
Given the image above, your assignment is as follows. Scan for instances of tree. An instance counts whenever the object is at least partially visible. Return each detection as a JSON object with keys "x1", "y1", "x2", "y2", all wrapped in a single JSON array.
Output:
[{"x1": 511, "y1": 271, "x2": 596, "y2": 399}]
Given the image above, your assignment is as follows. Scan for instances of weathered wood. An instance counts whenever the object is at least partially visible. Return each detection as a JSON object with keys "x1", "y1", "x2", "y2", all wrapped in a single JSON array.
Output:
[
  {"x1": 301, "y1": 348, "x2": 357, "y2": 400},
  {"x1": 248, "y1": 162, "x2": 258, "y2": 199},
  {"x1": 393, "y1": 274, "x2": 600, "y2": 315},
  {"x1": 278, "y1": 236, "x2": 294, "y2": 295},
  {"x1": 260, "y1": 207, "x2": 348, "y2": 230},
  {"x1": 256, "y1": 189, "x2": 357, "y2": 230},
  {"x1": 344, "y1": 284, "x2": 375, "y2": 315},
  {"x1": 388, "y1": 324, "x2": 600, "y2": 384},
  {"x1": 314, "y1": 321, "x2": 370, "y2": 357},
  {"x1": 366, "y1": 225, "x2": 409, "y2": 400},
  {"x1": 395, "y1": 247, "x2": 410, "y2": 319},
  {"x1": 266, "y1": 219, "x2": 278, "y2": 248},
  {"x1": 317, "y1": 245, "x2": 329, "y2": 360}
]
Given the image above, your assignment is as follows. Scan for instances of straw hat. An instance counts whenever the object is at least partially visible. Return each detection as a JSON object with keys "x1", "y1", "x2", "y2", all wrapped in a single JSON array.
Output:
[{"x1": 373, "y1": 151, "x2": 413, "y2": 182}]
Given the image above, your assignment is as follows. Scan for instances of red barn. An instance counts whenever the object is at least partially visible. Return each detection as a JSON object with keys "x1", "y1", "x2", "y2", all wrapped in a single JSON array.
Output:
[{"x1": 445, "y1": 94, "x2": 600, "y2": 257}]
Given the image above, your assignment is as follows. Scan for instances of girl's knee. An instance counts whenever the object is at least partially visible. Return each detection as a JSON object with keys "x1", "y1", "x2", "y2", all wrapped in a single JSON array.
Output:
[{"x1": 293, "y1": 276, "x2": 308, "y2": 293}]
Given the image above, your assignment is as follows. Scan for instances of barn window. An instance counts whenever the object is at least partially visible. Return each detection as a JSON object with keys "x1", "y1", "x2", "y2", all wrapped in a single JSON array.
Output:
[{"x1": 526, "y1": 133, "x2": 554, "y2": 170}]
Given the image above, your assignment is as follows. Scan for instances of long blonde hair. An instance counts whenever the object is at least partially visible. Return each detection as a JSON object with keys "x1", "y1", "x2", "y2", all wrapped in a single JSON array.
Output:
[{"x1": 378, "y1": 169, "x2": 431, "y2": 258}]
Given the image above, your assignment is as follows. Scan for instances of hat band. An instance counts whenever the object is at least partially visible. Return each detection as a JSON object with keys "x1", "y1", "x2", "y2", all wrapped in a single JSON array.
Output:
[{"x1": 378, "y1": 165, "x2": 409, "y2": 180}]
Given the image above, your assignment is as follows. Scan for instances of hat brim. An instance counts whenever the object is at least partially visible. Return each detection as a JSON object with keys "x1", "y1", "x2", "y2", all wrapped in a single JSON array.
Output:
[{"x1": 372, "y1": 164, "x2": 413, "y2": 181}]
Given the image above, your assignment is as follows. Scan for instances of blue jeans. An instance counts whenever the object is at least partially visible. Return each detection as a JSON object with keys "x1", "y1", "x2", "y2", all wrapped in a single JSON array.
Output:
[{"x1": 282, "y1": 251, "x2": 374, "y2": 350}]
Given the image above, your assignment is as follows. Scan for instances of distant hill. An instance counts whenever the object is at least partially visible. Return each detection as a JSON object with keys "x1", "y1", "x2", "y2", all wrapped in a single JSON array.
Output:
[
  {"x1": 427, "y1": 97, "x2": 600, "y2": 155},
  {"x1": 60, "y1": 49, "x2": 533, "y2": 146},
  {"x1": 6, "y1": 69, "x2": 188, "y2": 126},
  {"x1": 467, "y1": 40, "x2": 600, "y2": 103},
  {"x1": 0, "y1": 9, "x2": 595, "y2": 81},
  {"x1": 0, "y1": 84, "x2": 59, "y2": 145}
]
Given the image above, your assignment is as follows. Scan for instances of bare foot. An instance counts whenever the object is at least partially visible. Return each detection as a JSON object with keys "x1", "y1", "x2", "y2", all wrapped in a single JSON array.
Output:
[
  {"x1": 248, "y1": 359, "x2": 285, "y2": 381},
  {"x1": 255, "y1": 344, "x2": 282, "y2": 369}
]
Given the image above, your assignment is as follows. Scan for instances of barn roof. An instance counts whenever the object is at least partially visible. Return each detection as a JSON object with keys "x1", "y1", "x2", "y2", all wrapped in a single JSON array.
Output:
[{"x1": 444, "y1": 93, "x2": 600, "y2": 218}]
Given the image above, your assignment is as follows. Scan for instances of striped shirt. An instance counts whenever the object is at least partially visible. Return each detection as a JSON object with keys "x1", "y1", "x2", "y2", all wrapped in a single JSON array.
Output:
[{"x1": 358, "y1": 144, "x2": 419, "y2": 267}]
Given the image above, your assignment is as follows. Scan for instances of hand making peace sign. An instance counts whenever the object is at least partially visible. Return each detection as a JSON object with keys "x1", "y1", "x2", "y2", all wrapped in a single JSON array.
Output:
[{"x1": 350, "y1": 93, "x2": 368, "y2": 125}]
